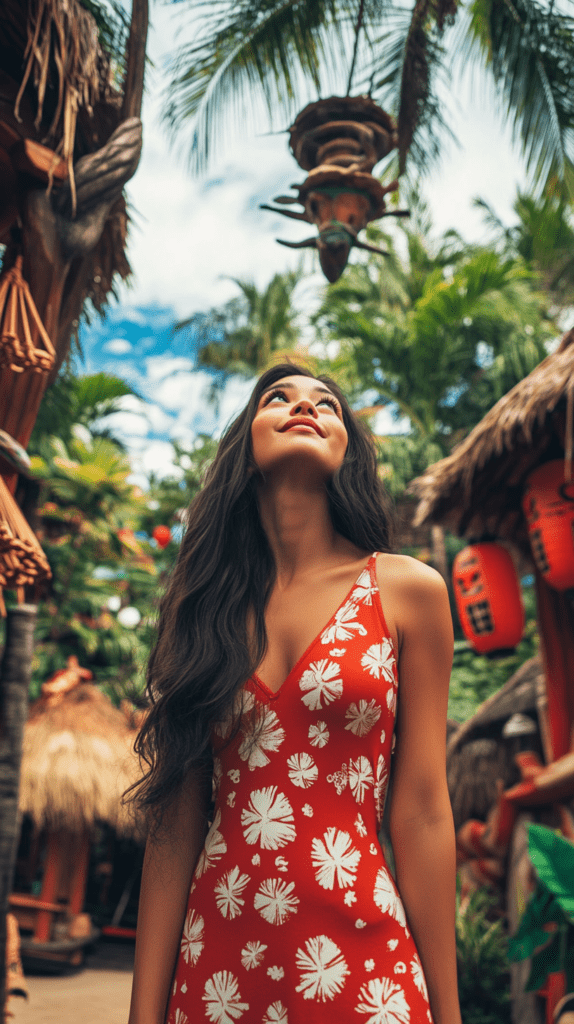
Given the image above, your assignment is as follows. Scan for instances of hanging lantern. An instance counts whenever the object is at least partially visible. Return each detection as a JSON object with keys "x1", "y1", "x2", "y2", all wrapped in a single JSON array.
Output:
[
  {"x1": 152, "y1": 525, "x2": 171, "y2": 549},
  {"x1": 452, "y1": 542, "x2": 524, "y2": 655},
  {"x1": 262, "y1": 96, "x2": 409, "y2": 282},
  {"x1": 522, "y1": 460, "x2": 574, "y2": 593}
]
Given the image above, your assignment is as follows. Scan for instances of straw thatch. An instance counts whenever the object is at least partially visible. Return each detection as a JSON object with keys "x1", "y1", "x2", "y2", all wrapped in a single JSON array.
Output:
[
  {"x1": 410, "y1": 330, "x2": 574, "y2": 545},
  {"x1": 19, "y1": 681, "x2": 143, "y2": 837},
  {"x1": 447, "y1": 657, "x2": 544, "y2": 829}
]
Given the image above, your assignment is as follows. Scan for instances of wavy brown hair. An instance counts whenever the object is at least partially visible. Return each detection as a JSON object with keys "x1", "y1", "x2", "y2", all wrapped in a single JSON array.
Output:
[{"x1": 129, "y1": 362, "x2": 395, "y2": 828}]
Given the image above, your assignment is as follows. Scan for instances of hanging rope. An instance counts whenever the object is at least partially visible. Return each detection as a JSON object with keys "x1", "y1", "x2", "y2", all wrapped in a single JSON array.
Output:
[{"x1": 0, "y1": 472, "x2": 51, "y2": 615}]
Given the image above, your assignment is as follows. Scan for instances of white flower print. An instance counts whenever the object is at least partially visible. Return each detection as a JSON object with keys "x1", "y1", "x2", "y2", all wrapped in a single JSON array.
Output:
[
  {"x1": 355, "y1": 813, "x2": 368, "y2": 837},
  {"x1": 374, "y1": 754, "x2": 389, "y2": 827},
  {"x1": 349, "y1": 755, "x2": 374, "y2": 803},
  {"x1": 263, "y1": 1002, "x2": 288, "y2": 1024},
  {"x1": 365, "y1": 959, "x2": 375, "y2": 972},
  {"x1": 240, "y1": 941, "x2": 267, "y2": 970},
  {"x1": 267, "y1": 966, "x2": 284, "y2": 981},
  {"x1": 174, "y1": 1009, "x2": 188, "y2": 1024},
  {"x1": 212, "y1": 757, "x2": 223, "y2": 799},
  {"x1": 387, "y1": 939, "x2": 398, "y2": 951},
  {"x1": 386, "y1": 687, "x2": 397, "y2": 715},
  {"x1": 254, "y1": 878, "x2": 299, "y2": 925},
  {"x1": 214, "y1": 866, "x2": 250, "y2": 920},
  {"x1": 326, "y1": 765, "x2": 348, "y2": 795},
  {"x1": 361, "y1": 638, "x2": 396, "y2": 681},
  {"x1": 355, "y1": 977, "x2": 410, "y2": 1024},
  {"x1": 295, "y1": 935, "x2": 349, "y2": 1002},
  {"x1": 227, "y1": 791, "x2": 236, "y2": 807},
  {"x1": 287, "y1": 752, "x2": 318, "y2": 788},
  {"x1": 394, "y1": 963, "x2": 406, "y2": 974},
  {"x1": 344, "y1": 890, "x2": 357, "y2": 906},
  {"x1": 275, "y1": 856, "x2": 288, "y2": 872},
  {"x1": 321, "y1": 601, "x2": 367, "y2": 645},
  {"x1": 311, "y1": 827, "x2": 361, "y2": 890},
  {"x1": 411, "y1": 955, "x2": 429, "y2": 1000},
  {"x1": 196, "y1": 809, "x2": 227, "y2": 876},
  {"x1": 355, "y1": 919, "x2": 367, "y2": 928},
  {"x1": 239, "y1": 705, "x2": 285, "y2": 770},
  {"x1": 345, "y1": 699, "x2": 382, "y2": 737},
  {"x1": 302, "y1": 804, "x2": 314, "y2": 817},
  {"x1": 308, "y1": 721, "x2": 330, "y2": 748},
  {"x1": 329, "y1": 647, "x2": 346, "y2": 656},
  {"x1": 374, "y1": 867, "x2": 409, "y2": 934},
  {"x1": 352, "y1": 568, "x2": 377, "y2": 605},
  {"x1": 380, "y1": 728, "x2": 386, "y2": 744},
  {"x1": 370, "y1": 843, "x2": 379, "y2": 855},
  {"x1": 299, "y1": 660, "x2": 343, "y2": 711},
  {"x1": 181, "y1": 982, "x2": 187, "y2": 993},
  {"x1": 252, "y1": 853, "x2": 261, "y2": 866},
  {"x1": 202, "y1": 971, "x2": 249, "y2": 1024},
  {"x1": 241, "y1": 787, "x2": 296, "y2": 850},
  {"x1": 180, "y1": 908, "x2": 204, "y2": 965},
  {"x1": 228, "y1": 768, "x2": 240, "y2": 783}
]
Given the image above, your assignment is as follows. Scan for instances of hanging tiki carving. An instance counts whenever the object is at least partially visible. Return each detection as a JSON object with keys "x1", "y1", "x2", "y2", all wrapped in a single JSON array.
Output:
[{"x1": 262, "y1": 96, "x2": 409, "y2": 282}]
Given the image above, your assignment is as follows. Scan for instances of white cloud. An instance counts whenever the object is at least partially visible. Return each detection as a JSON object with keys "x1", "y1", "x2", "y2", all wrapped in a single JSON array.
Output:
[{"x1": 103, "y1": 338, "x2": 132, "y2": 354}]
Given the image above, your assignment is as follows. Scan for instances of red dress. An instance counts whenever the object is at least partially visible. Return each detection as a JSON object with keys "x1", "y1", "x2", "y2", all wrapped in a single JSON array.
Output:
[{"x1": 166, "y1": 552, "x2": 434, "y2": 1024}]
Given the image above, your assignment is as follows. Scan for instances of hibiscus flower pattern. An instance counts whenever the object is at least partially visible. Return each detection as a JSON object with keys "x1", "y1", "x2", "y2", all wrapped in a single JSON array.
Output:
[
  {"x1": 311, "y1": 828, "x2": 361, "y2": 890},
  {"x1": 241, "y1": 787, "x2": 296, "y2": 849},
  {"x1": 254, "y1": 878, "x2": 299, "y2": 925},
  {"x1": 167, "y1": 553, "x2": 432, "y2": 1024},
  {"x1": 295, "y1": 934, "x2": 350, "y2": 1001},
  {"x1": 299, "y1": 659, "x2": 342, "y2": 711}
]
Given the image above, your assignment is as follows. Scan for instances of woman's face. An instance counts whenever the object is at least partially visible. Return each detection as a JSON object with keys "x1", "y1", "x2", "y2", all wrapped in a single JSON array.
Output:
[{"x1": 250, "y1": 375, "x2": 348, "y2": 481}]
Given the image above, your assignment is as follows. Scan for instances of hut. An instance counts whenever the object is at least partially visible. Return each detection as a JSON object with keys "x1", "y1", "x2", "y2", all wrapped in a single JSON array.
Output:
[
  {"x1": 411, "y1": 329, "x2": 574, "y2": 1022},
  {"x1": 9, "y1": 657, "x2": 143, "y2": 967}
]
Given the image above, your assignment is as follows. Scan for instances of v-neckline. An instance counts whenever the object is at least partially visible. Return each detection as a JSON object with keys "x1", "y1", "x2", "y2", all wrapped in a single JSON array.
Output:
[{"x1": 252, "y1": 551, "x2": 377, "y2": 701}]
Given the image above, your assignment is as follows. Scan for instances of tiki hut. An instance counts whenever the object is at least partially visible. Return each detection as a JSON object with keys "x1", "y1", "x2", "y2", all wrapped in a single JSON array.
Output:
[{"x1": 9, "y1": 658, "x2": 143, "y2": 965}]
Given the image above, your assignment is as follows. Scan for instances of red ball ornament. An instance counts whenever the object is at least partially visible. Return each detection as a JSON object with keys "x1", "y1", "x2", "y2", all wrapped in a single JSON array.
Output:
[
  {"x1": 152, "y1": 525, "x2": 171, "y2": 549},
  {"x1": 522, "y1": 459, "x2": 574, "y2": 592},
  {"x1": 453, "y1": 542, "x2": 525, "y2": 656}
]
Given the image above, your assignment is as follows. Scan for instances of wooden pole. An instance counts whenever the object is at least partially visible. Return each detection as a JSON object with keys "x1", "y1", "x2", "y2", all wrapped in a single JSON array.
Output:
[
  {"x1": 67, "y1": 828, "x2": 92, "y2": 917},
  {"x1": 0, "y1": 603, "x2": 36, "y2": 1010},
  {"x1": 535, "y1": 570, "x2": 574, "y2": 761},
  {"x1": 34, "y1": 829, "x2": 63, "y2": 943}
]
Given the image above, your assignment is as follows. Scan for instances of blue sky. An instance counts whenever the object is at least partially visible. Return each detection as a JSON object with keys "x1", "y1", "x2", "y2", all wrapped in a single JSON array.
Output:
[{"x1": 78, "y1": 4, "x2": 531, "y2": 486}]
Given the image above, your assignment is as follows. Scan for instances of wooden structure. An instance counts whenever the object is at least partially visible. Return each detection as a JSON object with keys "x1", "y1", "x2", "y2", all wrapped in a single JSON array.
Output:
[
  {"x1": 9, "y1": 658, "x2": 142, "y2": 967},
  {"x1": 411, "y1": 329, "x2": 574, "y2": 1022},
  {"x1": 262, "y1": 96, "x2": 409, "y2": 282}
]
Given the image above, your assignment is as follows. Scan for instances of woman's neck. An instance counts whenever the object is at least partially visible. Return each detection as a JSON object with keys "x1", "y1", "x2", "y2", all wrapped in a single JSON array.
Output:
[{"x1": 256, "y1": 476, "x2": 344, "y2": 584}]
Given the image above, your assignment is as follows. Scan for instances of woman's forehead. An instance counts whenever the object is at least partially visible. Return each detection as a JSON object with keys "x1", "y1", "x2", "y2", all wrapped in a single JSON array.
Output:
[{"x1": 265, "y1": 376, "x2": 334, "y2": 395}]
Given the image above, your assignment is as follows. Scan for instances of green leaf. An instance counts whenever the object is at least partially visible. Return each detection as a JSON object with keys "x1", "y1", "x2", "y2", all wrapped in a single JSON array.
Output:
[
  {"x1": 525, "y1": 932, "x2": 562, "y2": 991},
  {"x1": 507, "y1": 881, "x2": 562, "y2": 961},
  {"x1": 528, "y1": 824, "x2": 574, "y2": 922}
]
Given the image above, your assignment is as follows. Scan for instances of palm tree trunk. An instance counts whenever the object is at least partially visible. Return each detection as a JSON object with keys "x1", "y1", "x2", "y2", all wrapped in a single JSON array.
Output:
[{"x1": 0, "y1": 604, "x2": 37, "y2": 1012}]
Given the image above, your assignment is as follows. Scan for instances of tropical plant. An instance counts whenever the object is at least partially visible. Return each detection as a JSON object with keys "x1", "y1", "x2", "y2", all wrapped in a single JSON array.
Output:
[
  {"x1": 176, "y1": 270, "x2": 303, "y2": 391},
  {"x1": 508, "y1": 823, "x2": 574, "y2": 992},
  {"x1": 29, "y1": 371, "x2": 140, "y2": 453},
  {"x1": 162, "y1": 0, "x2": 574, "y2": 197},
  {"x1": 456, "y1": 881, "x2": 512, "y2": 1024}
]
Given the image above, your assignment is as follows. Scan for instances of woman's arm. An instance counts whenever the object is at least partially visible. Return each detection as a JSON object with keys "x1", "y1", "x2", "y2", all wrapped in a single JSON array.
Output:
[
  {"x1": 380, "y1": 555, "x2": 461, "y2": 1024},
  {"x1": 128, "y1": 773, "x2": 210, "y2": 1024}
]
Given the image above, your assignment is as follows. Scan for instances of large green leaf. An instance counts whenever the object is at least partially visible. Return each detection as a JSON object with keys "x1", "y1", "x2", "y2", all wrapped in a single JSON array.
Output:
[
  {"x1": 507, "y1": 881, "x2": 562, "y2": 961},
  {"x1": 528, "y1": 824, "x2": 574, "y2": 922}
]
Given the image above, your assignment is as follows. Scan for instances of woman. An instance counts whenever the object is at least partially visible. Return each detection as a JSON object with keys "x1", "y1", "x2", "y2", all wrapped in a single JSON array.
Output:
[{"x1": 128, "y1": 363, "x2": 461, "y2": 1024}]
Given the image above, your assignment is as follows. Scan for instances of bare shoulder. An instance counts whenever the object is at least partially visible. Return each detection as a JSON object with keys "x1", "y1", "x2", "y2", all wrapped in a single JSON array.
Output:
[{"x1": 375, "y1": 552, "x2": 448, "y2": 604}]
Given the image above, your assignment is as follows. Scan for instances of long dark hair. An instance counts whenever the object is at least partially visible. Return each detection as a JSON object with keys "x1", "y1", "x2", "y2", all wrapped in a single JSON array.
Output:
[{"x1": 130, "y1": 362, "x2": 395, "y2": 828}]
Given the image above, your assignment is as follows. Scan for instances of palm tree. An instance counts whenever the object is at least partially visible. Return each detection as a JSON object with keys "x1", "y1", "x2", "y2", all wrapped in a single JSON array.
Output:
[
  {"x1": 176, "y1": 269, "x2": 303, "y2": 384},
  {"x1": 162, "y1": 0, "x2": 574, "y2": 195}
]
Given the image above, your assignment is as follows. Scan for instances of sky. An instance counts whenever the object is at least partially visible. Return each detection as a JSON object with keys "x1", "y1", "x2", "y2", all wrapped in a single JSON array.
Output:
[{"x1": 81, "y1": 3, "x2": 530, "y2": 486}]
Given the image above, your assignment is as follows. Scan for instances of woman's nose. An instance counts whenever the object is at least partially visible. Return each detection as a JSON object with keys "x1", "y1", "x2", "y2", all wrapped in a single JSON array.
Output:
[{"x1": 290, "y1": 398, "x2": 318, "y2": 417}]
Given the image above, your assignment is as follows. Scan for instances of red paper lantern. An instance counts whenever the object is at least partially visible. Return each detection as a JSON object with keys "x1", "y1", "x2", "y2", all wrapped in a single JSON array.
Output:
[
  {"x1": 522, "y1": 460, "x2": 574, "y2": 592},
  {"x1": 152, "y1": 525, "x2": 171, "y2": 549},
  {"x1": 453, "y1": 542, "x2": 525, "y2": 655}
]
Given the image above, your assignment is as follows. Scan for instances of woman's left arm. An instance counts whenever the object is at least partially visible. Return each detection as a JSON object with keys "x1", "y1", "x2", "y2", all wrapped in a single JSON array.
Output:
[{"x1": 382, "y1": 556, "x2": 461, "y2": 1024}]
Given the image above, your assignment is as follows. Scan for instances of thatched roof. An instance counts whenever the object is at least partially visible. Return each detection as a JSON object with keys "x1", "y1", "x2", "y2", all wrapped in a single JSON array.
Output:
[
  {"x1": 410, "y1": 330, "x2": 574, "y2": 544},
  {"x1": 19, "y1": 681, "x2": 143, "y2": 837},
  {"x1": 446, "y1": 657, "x2": 544, "y2": 828}
]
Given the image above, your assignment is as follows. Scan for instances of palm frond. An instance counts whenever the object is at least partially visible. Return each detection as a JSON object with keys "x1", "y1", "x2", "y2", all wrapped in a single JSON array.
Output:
[{"x1": 463, "y1": 0, "x2": 574, "y2": 192}]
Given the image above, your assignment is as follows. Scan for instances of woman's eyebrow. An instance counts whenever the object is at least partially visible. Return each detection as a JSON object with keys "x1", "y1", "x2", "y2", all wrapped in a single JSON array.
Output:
[{"x1": 261, "y1": 383, "x2": 336, "y2": 399}]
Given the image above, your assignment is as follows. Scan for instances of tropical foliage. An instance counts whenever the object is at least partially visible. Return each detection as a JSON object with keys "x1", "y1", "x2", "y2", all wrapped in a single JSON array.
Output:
[
  {"x1": 162, "y1": 0, "x2": 574, "y2": 198},
  {"x1": 456, "y1": 881, "x2": 512, "y2": 1024}
]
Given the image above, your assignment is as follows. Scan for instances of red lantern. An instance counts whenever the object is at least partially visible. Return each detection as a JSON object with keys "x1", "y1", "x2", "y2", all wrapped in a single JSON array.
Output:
[
  {"x1": 152, "y1": 525, "x2": 171, "y2": 549},
  {"x1": 522, "y1": 460, "x2": 574, "y2": 592},
  {"x1": 453, "y1": 542, "x2": 525, "y2": 655}
]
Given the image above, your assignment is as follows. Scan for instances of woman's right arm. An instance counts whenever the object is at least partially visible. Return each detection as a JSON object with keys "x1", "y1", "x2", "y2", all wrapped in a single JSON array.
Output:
[{"x1": 128, "y1": 773, "x2": 210, "y2": 1024}]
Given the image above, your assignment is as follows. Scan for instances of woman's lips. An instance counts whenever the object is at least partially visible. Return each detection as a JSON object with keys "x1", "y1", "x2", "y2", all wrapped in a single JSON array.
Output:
[{"x1": 280, "y1": 418, "x2": 325, "y2": 436}]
